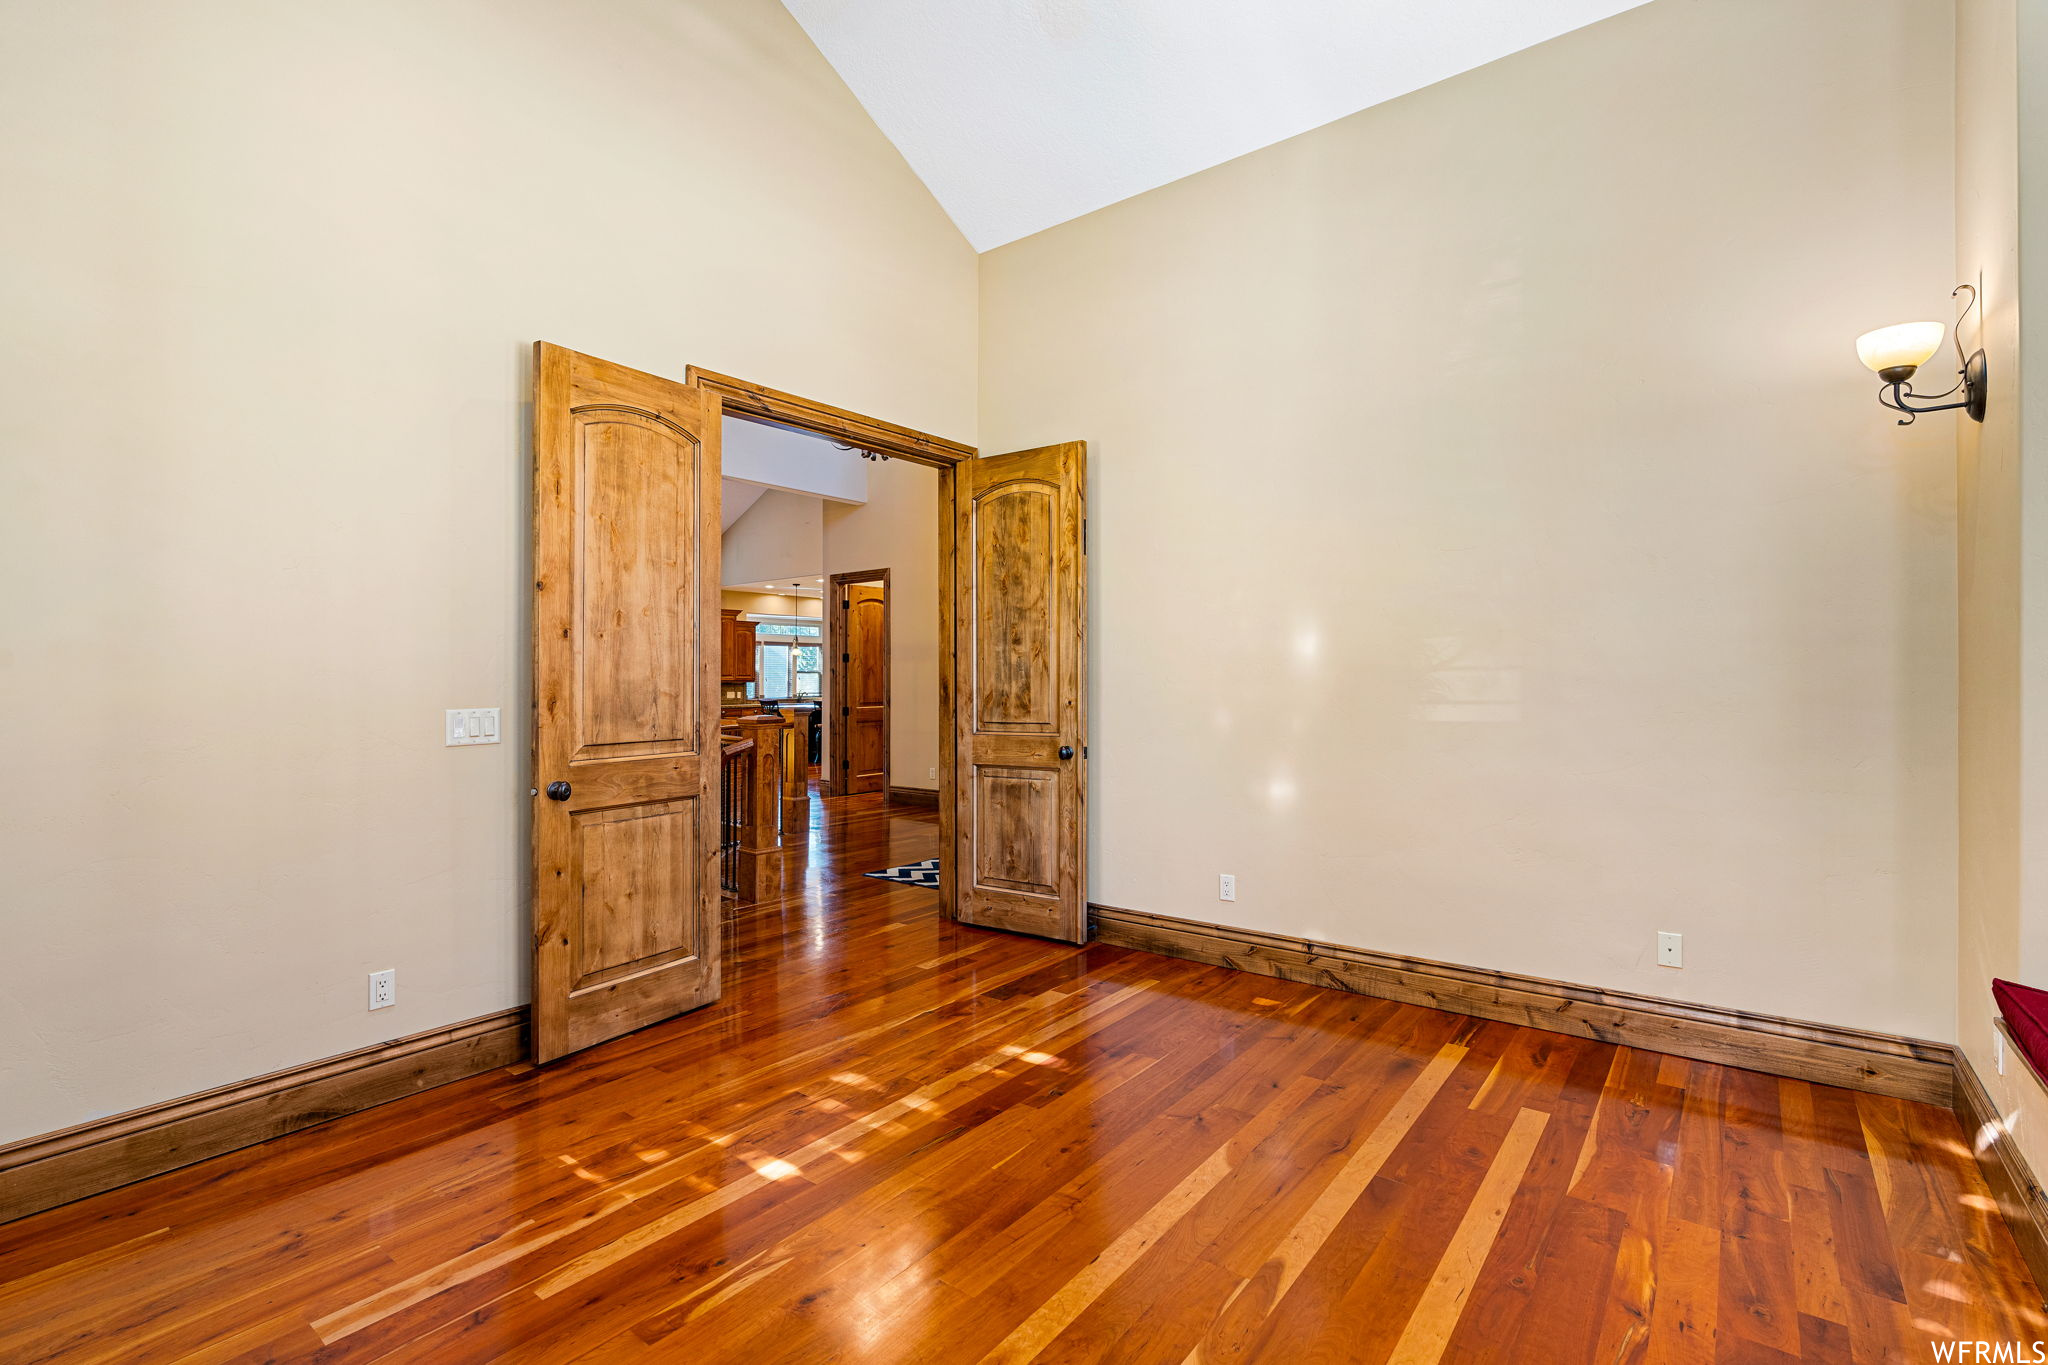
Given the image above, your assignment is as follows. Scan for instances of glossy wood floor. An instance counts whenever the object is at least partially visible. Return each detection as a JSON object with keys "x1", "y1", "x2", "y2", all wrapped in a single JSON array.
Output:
[{"x1": 1, "y1": 793, "x2": 2041, "y2": 1363}]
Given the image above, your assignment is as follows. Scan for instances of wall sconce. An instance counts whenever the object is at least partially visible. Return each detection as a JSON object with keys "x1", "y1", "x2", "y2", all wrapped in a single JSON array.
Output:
[{"x1": 1856, "y1": 284, "x2": 1987, "y2": 425}]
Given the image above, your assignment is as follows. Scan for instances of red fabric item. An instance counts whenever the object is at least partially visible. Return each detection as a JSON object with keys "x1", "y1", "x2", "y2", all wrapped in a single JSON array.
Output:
[{"x1": 1994, "y1": 978, "x2": 2048, "y2": 1077}]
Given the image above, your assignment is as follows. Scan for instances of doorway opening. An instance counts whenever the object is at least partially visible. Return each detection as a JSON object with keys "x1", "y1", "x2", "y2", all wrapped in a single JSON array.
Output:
[
  {"x1": 529, "y1": 348, "x2": 1087, "y2": 1065},
  {"x1": 697, "y1": 370, "x2": 956, "y2": 927},
  {"x1": 713, "y1": 427, "x2": 931, "y2": 811},
  {"x1": 716, "y1": 456, "x2": 828, "y2": 818}
]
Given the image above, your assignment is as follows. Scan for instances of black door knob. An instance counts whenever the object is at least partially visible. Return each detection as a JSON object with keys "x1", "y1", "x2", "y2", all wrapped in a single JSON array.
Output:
[
  {"x1": 545, "y1": 781, "x2": 572, "y2": 801},
  {"x1": 1058, "y1": 746, "x2": 1074, "y2": 760}
]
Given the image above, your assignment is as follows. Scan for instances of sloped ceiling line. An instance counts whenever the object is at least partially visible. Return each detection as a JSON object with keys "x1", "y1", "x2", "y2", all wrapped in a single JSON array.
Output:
[{"x1": 781, "y1": 0, "x2": 1652, "y2": 250}]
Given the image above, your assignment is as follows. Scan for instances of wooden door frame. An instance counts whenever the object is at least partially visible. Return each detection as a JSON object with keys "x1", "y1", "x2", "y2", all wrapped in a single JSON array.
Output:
[
  {"x1": 825, "y1": 569, "x2": 891, "y2": 797},
  {"x1": 684, "y1": 368, "x2": 969, "y2": 918}
]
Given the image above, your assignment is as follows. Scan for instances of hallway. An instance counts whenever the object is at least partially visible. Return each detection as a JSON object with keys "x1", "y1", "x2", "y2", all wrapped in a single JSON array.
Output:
[{"x1": 0, "y1": 791, "x2": 2039, "y2": 1362}]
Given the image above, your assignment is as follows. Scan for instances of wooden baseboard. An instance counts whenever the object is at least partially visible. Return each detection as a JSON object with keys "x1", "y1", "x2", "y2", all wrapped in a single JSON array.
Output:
[
  {"x1": 1954, "y1": 1049, "x2": 2048, "y2": 1299},
  {"x1": 0, "y1": 1007, "x2": 527, "y2": 1225},
  {"x1": 1090, "y1": 904, "x2": 1954, "y2": 1106},
  {"x1": 886, "y1": 786, "x2": 939, "y2": 808}
]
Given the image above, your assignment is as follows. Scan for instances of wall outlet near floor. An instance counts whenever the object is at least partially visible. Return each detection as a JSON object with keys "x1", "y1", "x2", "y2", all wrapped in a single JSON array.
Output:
[
  {"x1": 1996, "y1": 1028, "x2": 2006, "y2": 1076},
  {"x1": 1656, "y1": 932, "x2": 1683, "y2": 968},
  {"x1": 1219, "y1": 873, "x2": 1237, "y2": 902},
  {"x1": 369, "y1": 969, "x2": 396, "y2": 1010},
  {"x1": 445, "y1": 708, "x2": 501, "y2": 746}
]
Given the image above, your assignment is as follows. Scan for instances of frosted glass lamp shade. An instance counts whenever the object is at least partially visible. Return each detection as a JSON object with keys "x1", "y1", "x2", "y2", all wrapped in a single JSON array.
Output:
[{"x1": 1855, "y1": 322, "x2": 1945, "y2": 378}]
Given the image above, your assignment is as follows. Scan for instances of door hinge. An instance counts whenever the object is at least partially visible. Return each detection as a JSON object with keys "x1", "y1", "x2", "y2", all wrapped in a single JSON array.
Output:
[
  {"x1": 841, "y1": 706, "x2": 850, "y2": 716},
  {"x1": 841, "y1": 758, "x2": 850, "y2": 767},
  {"x1": 1082, "y1": 517, "x2": 1088, "y2": 552},
  {"x1": 842, "y1": 652, "x2": 850, "y2": 662}
]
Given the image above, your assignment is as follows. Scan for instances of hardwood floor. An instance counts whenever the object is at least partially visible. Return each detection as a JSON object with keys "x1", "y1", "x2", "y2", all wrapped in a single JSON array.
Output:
[{"x1": 0, "y1": 792, "x2": 2040, "y2": 1363}]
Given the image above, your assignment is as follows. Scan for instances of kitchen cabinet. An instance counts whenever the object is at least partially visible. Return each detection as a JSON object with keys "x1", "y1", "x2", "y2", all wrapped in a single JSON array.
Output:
[{"x1": 720, "y1": 609, "x2": 757, "y2": 684}]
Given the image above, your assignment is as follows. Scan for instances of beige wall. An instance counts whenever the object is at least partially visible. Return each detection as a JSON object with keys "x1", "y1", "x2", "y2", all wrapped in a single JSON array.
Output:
[
  {"x1": 0, "y1": 0, "x2": 975, "y2": 1144},
  {"x1": 825, "y1": 457, "x2": 942, "y2": 791},
  {"x1": 723, "y1": 489, "x2": 825, "y2": 590},
  {"x1": 2020, "y1": 0, "x2": 2048, "y2": 986},
  {"x1": 980, "y1": 0, "x2": 1960, "y2": 1038},
  {"x1": 1957, "y1": 0, "x2": 2048, "y2": 1176}
]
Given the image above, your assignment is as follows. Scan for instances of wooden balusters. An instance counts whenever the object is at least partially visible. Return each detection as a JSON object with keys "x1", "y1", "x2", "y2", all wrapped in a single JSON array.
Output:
[{"x1": 718, "y1": 736, "x2": 753, "y2": 898}]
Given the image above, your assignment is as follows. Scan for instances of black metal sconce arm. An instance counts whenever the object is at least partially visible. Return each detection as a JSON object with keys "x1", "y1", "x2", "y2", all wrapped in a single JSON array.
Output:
[
  {"x1": 1873, "y1": 284, "x2": 1989, "y2": 426},
  {"x1": 1878, "y1": 364, "x2": 1981, "y2": 426}
]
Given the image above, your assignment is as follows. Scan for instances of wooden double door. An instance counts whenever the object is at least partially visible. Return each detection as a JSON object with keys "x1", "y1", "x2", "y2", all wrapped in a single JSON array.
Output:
[{"x1": 529, "y1": 344, "x2": 1086, "y2": 1063}]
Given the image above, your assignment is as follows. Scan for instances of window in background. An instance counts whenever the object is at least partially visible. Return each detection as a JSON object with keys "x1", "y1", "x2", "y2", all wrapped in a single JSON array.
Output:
[
  {"x1": 758, "y1": 641, "x2": 792, "y2": 698},
  {"x1": 755, "y1": 642, "x2": 823, "y2": 699},
  {"x1": 750, "y1": 615, "x2": 824, "y2": 700}
]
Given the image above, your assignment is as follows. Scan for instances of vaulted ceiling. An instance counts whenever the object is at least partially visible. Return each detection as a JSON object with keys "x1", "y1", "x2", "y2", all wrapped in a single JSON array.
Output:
[
  {"x1": 720, "y1": 479, "x2": 767, "y2": 532},
  {"x1": 781, "y1": 0, "x2": 1651, "y2": 251}
]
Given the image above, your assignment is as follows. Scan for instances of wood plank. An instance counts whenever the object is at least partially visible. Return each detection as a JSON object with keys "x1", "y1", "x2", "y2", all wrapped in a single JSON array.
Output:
[{"x1": 1384, "y1": 1105, "x2": 1551, "y2": 1363}]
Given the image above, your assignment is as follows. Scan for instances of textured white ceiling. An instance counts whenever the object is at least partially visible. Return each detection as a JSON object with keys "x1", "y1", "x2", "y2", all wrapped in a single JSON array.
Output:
[{"x1": 781, "y1": 0, "x2": 1651, "y2": 250}]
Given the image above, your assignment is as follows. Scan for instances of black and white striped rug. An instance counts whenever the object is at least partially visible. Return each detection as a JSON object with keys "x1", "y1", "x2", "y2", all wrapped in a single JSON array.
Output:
[{"x1": 864, "y1": 858, "x2": 939, "y2": 889}]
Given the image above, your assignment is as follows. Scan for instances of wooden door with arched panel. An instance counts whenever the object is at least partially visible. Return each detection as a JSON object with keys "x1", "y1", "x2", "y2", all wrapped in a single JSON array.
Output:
[
  {"x1": 530, "y1": 343, "x2": 723, "y2": 1063},
  {"x1": 951, "y1": 442, "x2": 1087, "y2": 941}
]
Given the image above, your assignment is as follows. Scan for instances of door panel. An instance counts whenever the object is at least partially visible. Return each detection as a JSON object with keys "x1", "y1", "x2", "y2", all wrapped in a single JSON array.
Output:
[
  {"x1": 952, "y1": 443, "x2": 1086, "y2": 942},
  {"x1": 577, "y1": 415, "x2": 698, "y2": 756},
  {"x1": 572, "y1": 800, "x2": 700, "y2": 990},
  {"x1": 846, "y1": 582, "x2": 887, "y2": 794},
  {"x1": 971, "y1": 486, "x2": 1055, "y2": 730},
  {"x1": 972, "y1": 767, "x2": 1059, "y2": 894},
  {"x1": 532, "y1": 343, "x2": 722, "y2": 1063}
]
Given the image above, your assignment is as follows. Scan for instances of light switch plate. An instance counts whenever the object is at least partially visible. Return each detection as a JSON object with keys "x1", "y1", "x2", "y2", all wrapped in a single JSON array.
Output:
[{"x1": 446, "y1": 708, "x2": 502, "y2": 746}]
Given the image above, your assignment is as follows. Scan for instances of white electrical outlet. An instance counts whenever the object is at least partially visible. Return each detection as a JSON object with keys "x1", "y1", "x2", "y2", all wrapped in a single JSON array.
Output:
[
  {"x1": 1219, "y1": 873, "x2": 1237, "y2": 902},
  {"x1": 445, "y1": 708, "x2": 502, "y2": 746},
  {"x1": 1656, "y1": 932, "x2": 1683, "y2": 968},
  {"x1": 1996, "y1": 1028, "x2": 2007, "y2": 1076},
  {"x1": 369, "y1": 969, "x2": 396, "y2": 1010}
]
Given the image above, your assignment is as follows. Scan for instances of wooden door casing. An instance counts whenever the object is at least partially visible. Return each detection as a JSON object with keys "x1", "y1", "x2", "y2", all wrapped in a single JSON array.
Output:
[
  {"x1": 951, "y1": 443, "x2": 1087, "y2": 942},
  {"x1": 531, "y1": 343, "x2": 723, "y2": 1063},
  {"x1": 684, "y1": 367, "x2": 973, "y2": 920}
]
